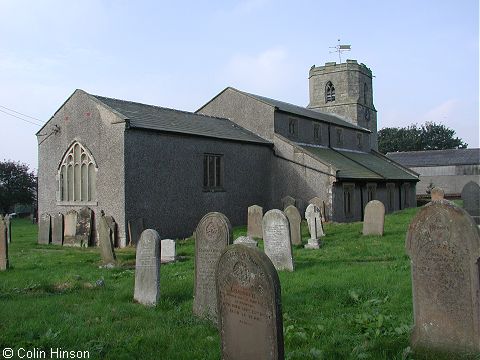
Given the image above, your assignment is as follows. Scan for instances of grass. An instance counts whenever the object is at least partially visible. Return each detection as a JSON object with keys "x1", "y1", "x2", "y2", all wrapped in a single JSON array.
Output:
[{"x1": 0, "y1": 208, "x2": 475, "y2": 359}]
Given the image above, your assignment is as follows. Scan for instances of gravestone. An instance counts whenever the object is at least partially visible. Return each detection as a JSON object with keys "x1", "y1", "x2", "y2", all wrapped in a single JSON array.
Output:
[
  {"x1": 98, "y1": 215, "x2": 116, "y2": 266},
  {"x1": 461, "y1": 181, "x2": 480, "y2": 224},
  {"x1": 263, "y1": 209, "x2": 294, "y2": 271},
  {"x1": 430, "y1": 187, "x2": 445, "y2": 201},
  {"x1": 0, "y1": 216, "x2": 8, "y2": 270},
  {"x1": 161, "y1": 239, "x2": 176, "y2": 263},
  {"x1": 216, "y1": 245, "x2": 284, "y2": 360},
  {"x1": 284, "y1": 205, "x2": 302, "y2": 246},
  {"x1": 128, "y1": 218, "x2": 145, "y2": 246},
  {"x1": 309, "y1": 197, "x2": 325, "y2": 221},
  {"x1": 5, "y1": 214, "x2": 11, "y2": 244},
  {"x1": 406, "y1": 200, "x2": 480, "y2": 353},
  {"x1": 247, "y1": 205, "x2": 263, "y2": 239},
  {"x1": 305, "y1": 204, "x2": 324, "y2": 249},
  {"x1": 38, "y1": 213, "x2": 51, "y2": 244},
  {"x1": 193, "y1": 212, "x2": 233, "y2": 323},
  {"x1": 63, "y1": 210, "x2": 78, "y2": 246},
  {"x1": 281, "y1": 195, "x2": 295, "y2": 210},
  {"x1": 134, "y1": 229, "x2": 161, "y2": 306},
  {"x1": 51, "y1": 213, "x2": 64, "y2": 245},
  {"x1": 75, "y1": 207, "x2": 92, "y2": 247},
  {"x1": 105, "y1": 216, "x2": 117, "y2": 247},
  {"x1": 233, "y1": 235, "x2": 258, "y2": 248},
  {"x1": 362, "y1": 200, "x2": 385, "y2": 236}
]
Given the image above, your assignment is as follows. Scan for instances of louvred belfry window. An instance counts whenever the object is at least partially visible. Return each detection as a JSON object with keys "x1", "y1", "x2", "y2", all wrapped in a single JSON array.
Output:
[{"x1": 325, "y1": 81, "x2": 335, "y2": 102}]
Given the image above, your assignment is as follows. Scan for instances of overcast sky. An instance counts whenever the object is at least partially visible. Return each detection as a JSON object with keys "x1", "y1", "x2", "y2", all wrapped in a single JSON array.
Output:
[{"x1": 1, "y1": 0, "x2": 478, "y2": 172}]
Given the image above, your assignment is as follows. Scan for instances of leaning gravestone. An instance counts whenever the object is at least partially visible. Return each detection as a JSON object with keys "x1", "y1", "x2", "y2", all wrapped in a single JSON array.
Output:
[
  {"x1": 105, "y1": 216, "x2": 117, "y2": 247},
  {"x1": 305, "y1": 204, "x2": 324, "y2": 249},
  {"x1": 38, "y1": 213, "x2": 51, "y2": 244},
  {"x1": 193, "y1": 212, "x2": 233, "y2": 323},
  {"x1": 247, "y1": 205, "x2": 263, "y2": 239},
  {"x1": 406, "y1": 200, "x2": 480, "y2": 353},
  {"x1": 5, "y1": 215, "x2": 11, "y2": 244},
  {"x1": 281, "y1": 195, "x2": 295, "y2": 210},
  {"x1": 430, "y1": 187, "x2": 445, "y2": 201},
  {"x1": 233, "y1": 236, "x2": 258, "y2": 248},
  {"x1": 161, "y1": 239, "x2": 176, "y2": 263},
  {"x1": 98, "y1": 215, "x2": 116, "y2": 266},
  {"x1": 134, "y1": 229, "x2": 161, "y2": 306},
  {"x1": 128, "y1": 218, "x2": 145, "y2": 246},
  {"x1": 63, "y1": 210, "x2": 78, "y2": 246},
  {"x1": 461, "y1": 181, "x2": 480, "y2": 225},
  {"x1": 216, "y1": 245, "x2": 284, "y2": 360},
  {"x1": 0, "y1": 216, "x2": 8, "y2": 270},
  {"x1": 362, "y1": 200, "x2": 385, "y2": 236},
  {"x1": 51, "y1": 213, "x2": 64, "y2": 245},
  {"x1": 284, "y1": 205, "x2": 302, "y2": 246},
  {"x1": 75, "y1": 207, "x2": 92, "y2": 247},
  {"x1": 263, "y1": 209, "x2": 294, "y2": 271}
]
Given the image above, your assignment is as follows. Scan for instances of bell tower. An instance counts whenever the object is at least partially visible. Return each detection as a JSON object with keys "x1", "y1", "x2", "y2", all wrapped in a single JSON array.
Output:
[{"x1": 307, "y1": 60, "x2": 378, "y2": 149}]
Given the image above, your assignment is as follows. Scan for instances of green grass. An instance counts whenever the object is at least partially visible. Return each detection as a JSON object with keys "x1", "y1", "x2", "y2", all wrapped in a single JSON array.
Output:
[{"x1": 0, "y1": 209, "x2": 474, "y2": 359}]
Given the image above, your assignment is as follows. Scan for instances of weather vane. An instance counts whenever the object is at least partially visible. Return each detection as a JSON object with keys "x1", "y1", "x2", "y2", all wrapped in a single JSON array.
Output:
[{"x1": 329, "y1": 39, "x2": 351, "y2": 63}]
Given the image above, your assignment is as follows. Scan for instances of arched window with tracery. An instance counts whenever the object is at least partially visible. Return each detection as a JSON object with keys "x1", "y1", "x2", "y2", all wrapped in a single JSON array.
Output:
[
  {"x1": 58, "y1": 142, "x2": 97, "y2": 203},
  {"x1": 325, "y1": 81, "x2": 335, "y2": 102}
]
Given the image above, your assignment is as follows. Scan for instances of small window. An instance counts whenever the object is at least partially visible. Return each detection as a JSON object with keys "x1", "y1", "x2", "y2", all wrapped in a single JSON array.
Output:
[
  {"x1": 325, "y1": 81, "x2": 335, "y2": 103},
  {"x1": 356, "y1": 133, "x2": 363, "y2": 149},
  {"x1": 336, "y1": 128, "x2": 343, "y2": 146},
  {"x1": 288, "y1": 118, "x2": 297, "y2": 136},
  {"x1": 313, "y1": 123, "x2": 320, "y2": 141},
  {"x1": 367, "y1": 183, "x2": 377, "y2": 202},
  {"x1": 203, "y1": 154, "x2": 223, "y2": 191},
  {"x1": 403, "y1": 183, "x2": 410, "y2": 207},
  {"x1": 386, "y1": 183, "x2": 395, "y2": 212},
  {"x1": 343, "y1": 184, "x2": 355, "y2": 218},
  {"x1": 364, "y1": 83, "x2": 368, "y2": 104}
]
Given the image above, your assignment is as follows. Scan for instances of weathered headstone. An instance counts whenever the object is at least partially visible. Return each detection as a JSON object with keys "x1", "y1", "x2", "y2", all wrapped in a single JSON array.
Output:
[
  {"x1": 161, "y1": 239, "x2": 176, "y2": 263},
  {"x1": 216, "y1": 245, "x2": 284, "y2": 360},
  {"x1": 98, "y1": 215, "x2": 116, "y2": 266},
  {"x1": 38, "y1": 213, "x2": 51, "y2": 244},
  {"x1": 305, "y1": 204, "x2": 324, "y2": 249},
  {"x1": 284, "y1": 205, "x2": 302, "y2": 246},
  {"x1": 63, "y1": 210, "x2": 78, "y2": 246},
  {"x1": 75, "y1": 207, "x2": 92, "y2": 247},
  {"x1": 362, "y1": 200, "x2": 385, "y2": 236},
  {"x1": 5, "y1": 214, "x2": 11, "y2": 244},
  {"x1": 51, "y1": 213, "x2": 64, "y2": 245},
  {"x1": 128, "y1": 218, "x2": 145, "y2": 246},
  {"x1": 309, "y1": 196, "x2": 325, "y2": 221},
  {"x1": 462, "y1": 181, "x2": 480, "y2": 224},
  {"x1": 193, "y1": 212, "x2": 233, "y2": 323},
  {"x1": 247, "y1": 205, "x2": 263, "y2": 239},
  {"x1": 281, "y1": 195, "x2": 295, "y2": 210},
  {"x1": 430, "y1": 187, "x2": 445, "y2": 201},
  {"x1": 233, "y1": 235, "x2": 258, "y2": 248},
  {"x1": 263, "y1": 209, "x2": 294, "y2": 271},
  {"x1": 134, "y1": 229, "x2": 161, "y2": 306},
  {"x1": 0, "y1": 216, "x2": 8, "y2": 270},
  {"x1": 406, "y1": 200, "x2": 480, "y2": 353},
  {"x1": 105, "y1": 216, "x2": 117, "y2": 247}
]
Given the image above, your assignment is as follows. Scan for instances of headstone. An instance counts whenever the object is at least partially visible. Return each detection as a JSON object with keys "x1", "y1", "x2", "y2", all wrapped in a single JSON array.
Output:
[
  {"x1": 98, "y1": 215, "x2": 116, "y2": 265},
  {"x1": 233, "y1": 235, "x2": 258, "y2": 248},
  {"x1": 284, "y1": 205, "x2": 302, "y2": 246},
  {"x1": 193, "y1": 212, "x2": 232, "y2": 323},
  {"x1": 128, "y1": 218, "x2": 145, "y2": 246},
  {"x1": 105, "y1": 216, "x2": 117, "y2": 247},
  {"x1": 75, "y1": 207, "x2": 92, "y2": 247},
  {"x1": 216, "y1": 245, "x2": 284, "y2": 360},
  {"x1": 5, "y1": 214, "x2": 11, "y2": 244},
  {"x1": 281, "y1": 195, "x2": 295, "y2": 210},
  {"x1": 38, "y1": 213, "x2": 51, "y2": 244},
  {"x1": 295, "y1": 198, "x2": 306, "y2": 219},
  {"x1": 51, "y1": 213, "x2": 64, "y2": 245},
  {"x1": 430, "y1": 187, "x2": 445, "y2": 201},
  {"x1": 0, "y1": 216, "x2": 8, "y2": 270},
  {"x1": 247, "y1": 205, "x2": 263, "y2": 239},
  {"x1": 161, "y1": 239, "x2": 176, "y2": 263},
  {"x1": 262, "y1": 209, "x2": 294, "y2": 271},
  {"x1": 63, "y1": 210, "x2": 78, "y2": 246},
  {"x1": 304, "y1": 204, "x2": 324, "y2": 249},
  {"x1": 406, "y1": 200, "x2": 480, "y2": 353},
  {"x1": 134, "y1": 229, "x2": 161, "y2": 306},
  {"x1": 462, "y1": 181, "x2": 480, "y2": 224},
  {"x1": 362, "y1": 200, "x2": 385, "y2": 236},
  {"x1": 309, "y1": 196, "x2": 325, "y2": 221}
]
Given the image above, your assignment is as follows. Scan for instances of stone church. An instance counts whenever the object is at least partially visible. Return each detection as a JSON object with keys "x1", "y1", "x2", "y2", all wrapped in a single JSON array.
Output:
[{"x1": 37, "y1": 59, "x2": 418, "y2": 246}]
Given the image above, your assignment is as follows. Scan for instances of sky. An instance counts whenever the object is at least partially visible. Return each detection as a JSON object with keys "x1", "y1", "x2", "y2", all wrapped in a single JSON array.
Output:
[{"x1": 0, "y1": 0, "x2": 478, "y2": 172}]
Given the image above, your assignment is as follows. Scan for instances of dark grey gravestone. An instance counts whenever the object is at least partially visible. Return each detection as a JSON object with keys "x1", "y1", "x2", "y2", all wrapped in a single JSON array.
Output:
[
  {"x1": 462, "y1": 181, "x2": 480, "y2": 224},
  {"x1": 52, "y1": 213, "x2": 64, "y2": 245},
  {"x1": 63, "y1": 210, "x2": 77, "y2": 246},
  {"x1": 193, "y1": 212, "x2": 232, "y2": 323},
  {"x1": 247, "y1": 205, "x2": 263, "y2": 239},
  {"x1": 98, "y1": 215, "x2": 116, "y2": 266},
  {"x1": 134, "y1": 229, "x2": 161, "y2": 306},
  {"x1": 217, "y1": 245, "x2": 284, "y2": 360},
  {"x1": 406, "y1": 200, "x2": 480, "y2": 353},
  {"x1": 263, "y1": 210, "x2": 294, "y2": 271},
  {"x1": 75, "y1": 207, "x2": 92, "y2": 247},
  {"x1": 0, "y1": 216, "x2": 8, "y2": 270},
  {"x1": 105, "y1": 216, "x2": 117, "y2": 247},
  {"x1": 5, "y1": 215, "x2": 11, "y2": 244},
  {"x1": 284, "y1": 205, "x2": 302, "y2": 246},
  {"x1": 362, "y1": 200, "x2": 385, "y2": 236},
  {"x1": 128, "y1": 218, "x2": 145, "y2": 246},
  {"x1": 38, "y1": 213, "x2": 51, "y2": 244},
  {"x1": 281, "y1": 195, "x2": 295, "y2": 210}
]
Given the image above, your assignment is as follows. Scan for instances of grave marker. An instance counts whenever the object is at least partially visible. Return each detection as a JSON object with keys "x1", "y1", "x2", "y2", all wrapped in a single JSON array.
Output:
[
  {"x1": 63, "y1": 210, "x2": 78, "y2": 246},
  {"x1": 430, "y1": 187, "x2": 445, "y2": 201},
  {"x1": 281, "y1": 195, "x2": 295, "y2": 210},
  {"x1": 263, "y1": 209, "x2": 294, "y2": 271},
  {"x1": 38, "y1": 213, "x2": 51, "y2": 244},
  {"x1": 233, "y1": 236, "x2": 258, "y2": 248},
  {"x1": 462, "y1": 181, "x2": 480, "y2": 224},
  {"x1": 161, "y1": 239, "x2": 176, "y2": 263},
  {"x1": 75, "y1": 207, "x2": 92, "y2": 247},
  {"x1": 305, "y1": 204, "x2": 324, "y2": 249},
  {"x1": 5, "y1": 214, "x2": 11, "y2": 244},
  {"x1": 134, "y1": 229, "x2": 161, "y2": 306},
  {"x1": 362, "y1": 200, "x2": 385, "y2": 236},
  {"x1": 0, "y1": 216, "x2": 8, "y2": 270},
  {"x1": 52, "y1": 213, "x2": 64, "y2": 245},
  {"x1": 98, "y1": 214, "x2": 116, "y2": 265},
  {"x1": 284, "y1": 205, "x2": 302, "y2": 246},
  {"x1": 247, "y1": 205, "x2": 263, "y2": 239},
  {"x1": 128, "y1": 218, "x2": 145, "y2": 246}
]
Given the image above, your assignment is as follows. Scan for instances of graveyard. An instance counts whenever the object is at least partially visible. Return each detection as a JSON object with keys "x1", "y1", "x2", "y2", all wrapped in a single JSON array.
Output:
[{"x1": 0, "y1": 202, "x2": 478, "y2": 359}]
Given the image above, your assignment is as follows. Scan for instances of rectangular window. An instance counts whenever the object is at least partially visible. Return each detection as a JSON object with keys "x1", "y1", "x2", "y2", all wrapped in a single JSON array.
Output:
[
  {"x1": 367, "y1": 183, "x2": 376, "y2": 202},
  {"x1": 343, "y1": 184, "x2": 355, "y2": 218},
  {"x1": 403, "y1": 183, "x2": 410, "y2": 207},
  {"x1": 336, "y1": 128, "x2": 343, "y2": 146},
  {"x1": 386, "y1": 183, "x2": 395, "y2": 212},
  {"x1": 203, "y1": 154, "x2": 223, "y2": 190},
  {"x1": 313, "y1": 123, "x2": 320, "y2": 141},
  {"x1": 288, "y1": 118, "x2": 297, "y2": 136},
  {"x1": 356, "y1": 133, "x2": 362, "y2": 149}
]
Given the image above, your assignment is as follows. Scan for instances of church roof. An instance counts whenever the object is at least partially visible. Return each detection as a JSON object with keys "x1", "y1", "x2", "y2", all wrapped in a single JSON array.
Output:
[
  {"x1": 386, "y1": 148, "x2": 480, "y2": 167},
  {"x1": 92, "y1": 94, "x2": 272, "y2": 145}
]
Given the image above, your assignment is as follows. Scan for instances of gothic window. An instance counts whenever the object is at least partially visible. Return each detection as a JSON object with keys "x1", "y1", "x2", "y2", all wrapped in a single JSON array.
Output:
[
  {"x1": 325, "y1": 81, "x2": 335, "y2": 102},
  {"x1": 203, "y1": 153, "x2": 223, "y2": 191},
  {"x1": 313, "y1": 123, "x2": 320, "y2": 141},
  {"x1": 343, "y1": 184, "x2": 355, "y2": 218},
  {"x1": 58, "y1": 141, "x2": 97, "y2": 203},
  {"x1": 364, "y1": 83, "x2": 368, "y2": 104},
  {"x1": 288, "y1": 118, "x2": 297, "y2": 136}
]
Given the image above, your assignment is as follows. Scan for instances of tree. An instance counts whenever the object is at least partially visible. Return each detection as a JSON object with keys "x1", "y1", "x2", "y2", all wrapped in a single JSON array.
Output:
[
  {"x1": 378, "y1": 122, "x2": 468, "y2": 154},
  {"x1": 0, "y1": 160, "x2": 37, "y2": 214}
]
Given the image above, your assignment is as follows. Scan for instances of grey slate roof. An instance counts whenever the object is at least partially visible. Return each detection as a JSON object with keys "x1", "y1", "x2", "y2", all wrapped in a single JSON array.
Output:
[
  {"x1": 386, "y1": 148, "x2": 480, "y2": 167},
  {"x1": 92, "y1": 94, "x2": 271, "y2": 145}
]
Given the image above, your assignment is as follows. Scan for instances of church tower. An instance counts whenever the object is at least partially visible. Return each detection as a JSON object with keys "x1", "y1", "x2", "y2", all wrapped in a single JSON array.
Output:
[{"x1": 307, "y1": 60, "x2": 378, "y2": 149}]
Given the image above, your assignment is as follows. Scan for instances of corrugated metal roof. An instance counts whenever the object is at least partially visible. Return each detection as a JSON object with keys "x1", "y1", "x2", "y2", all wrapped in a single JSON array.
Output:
[
  {"x1": 386, "y1": 148, "x2": 480, "y2": 167},
  {"x1": 92, "y1": 94, "x2": 271, "y2": 145}
]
